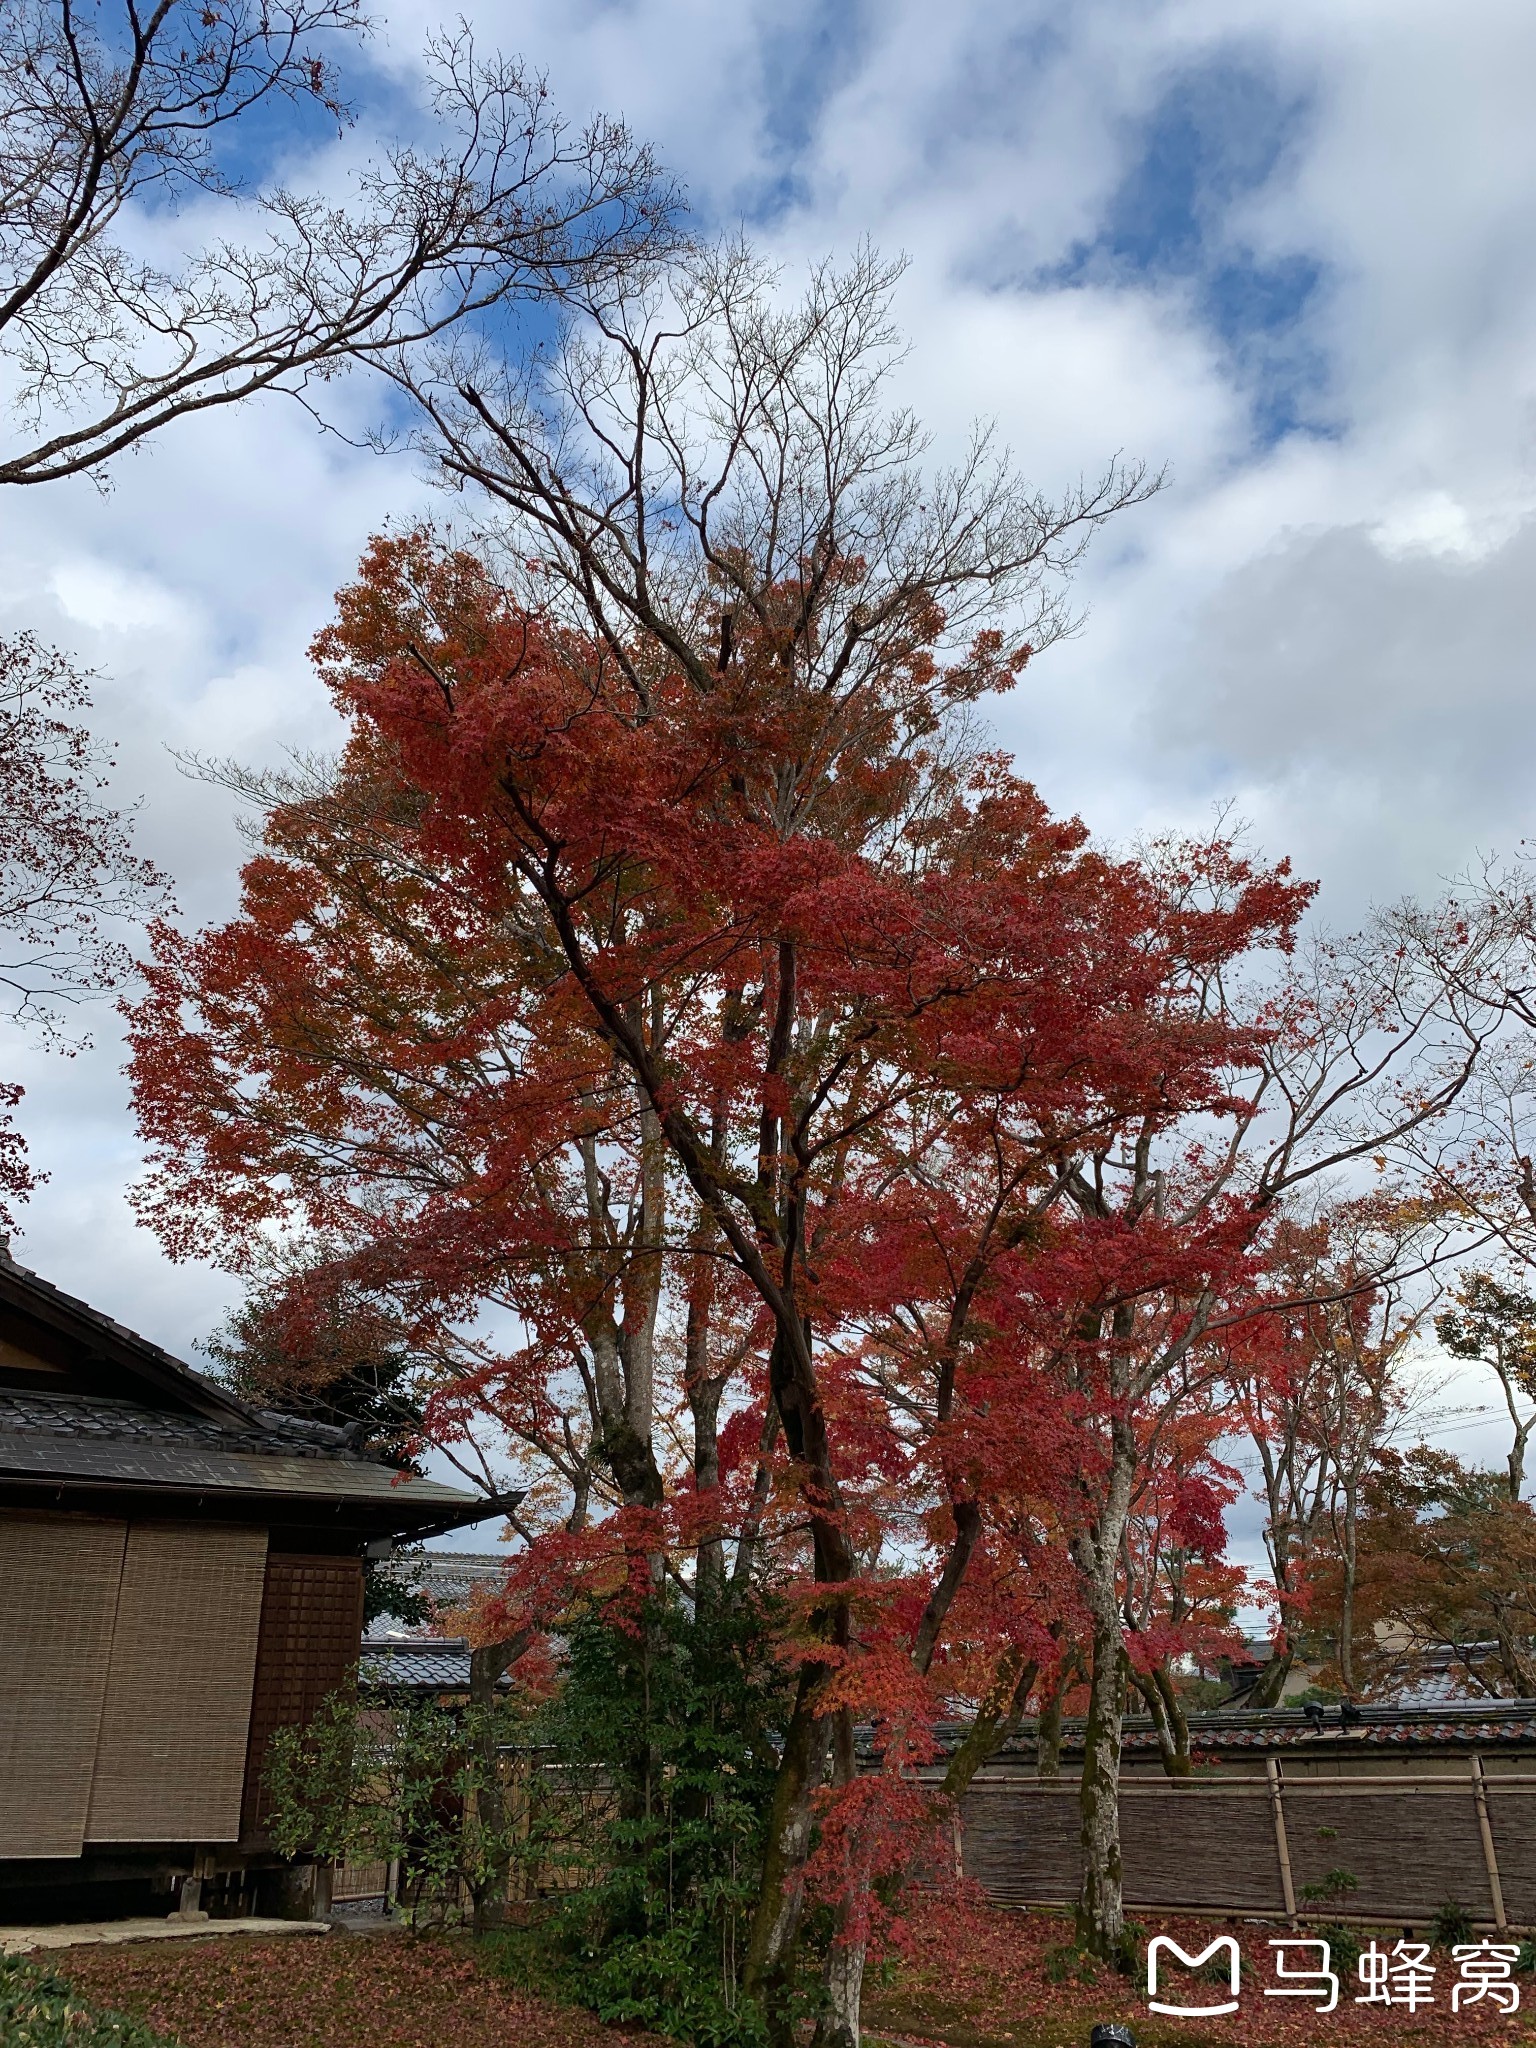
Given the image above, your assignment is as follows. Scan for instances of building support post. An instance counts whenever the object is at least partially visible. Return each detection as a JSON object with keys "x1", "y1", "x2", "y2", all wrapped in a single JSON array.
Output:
[{"x1": 176, "y1": 1849, "x2": 214, "y2": 1920}]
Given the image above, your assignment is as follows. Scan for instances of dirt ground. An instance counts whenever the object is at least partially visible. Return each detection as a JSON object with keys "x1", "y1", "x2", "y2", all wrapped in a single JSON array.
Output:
[
  {"x1": 865, "y1": 1898, "x2": 1536, "y2": 2048},
  {"x1": 45, "y1": 1901, "x2": 1536, "y2": 2048},
  {"x1": 52, "y1": 1928, "x2": 667, "y2": 2048}
]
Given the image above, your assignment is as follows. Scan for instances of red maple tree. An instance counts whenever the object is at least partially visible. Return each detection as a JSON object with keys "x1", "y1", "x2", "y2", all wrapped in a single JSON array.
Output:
[{"x1": 127, "y1": 525, "x2": 1348, "y2": 1995}]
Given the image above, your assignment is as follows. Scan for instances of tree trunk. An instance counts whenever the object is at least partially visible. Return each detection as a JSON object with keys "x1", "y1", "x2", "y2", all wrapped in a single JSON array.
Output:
[
  {"x1": 820, "y1": 1935, "x2": 865, "y2": 2048},
  {"x1": 1245, "y1": 1642, "x2": 1295, "y2": 1710},
  {"x1": 812, "y1": 1707, "x2": 866, "y2": 2048},
  {"x1": 742, "y1": 1672, "x2": 833, "y2": 2042},
  {"x1": 1071, "y1": 1396, "x2": 1137, "y2": 1961},
  {"x1": 1075, "y1": 1585, "x2": 1127, "y2": 1960},
  {"x1": 941, "y1": 1657, "x2": 1039, "y2": 1804},
  {"x1": 685, "y1": 1272, "x2": 727, "y2": 1609},
  {"x1": 467, "y1": 1631, "x2": 531, "y2": 1931},
  {"x1": 1036, "y1": 1664, "x2": 1070, "y2": 1781},
  {"x1": 742, "y1": 1299, "x2": 857, "y2": 2040},
  {"x1": 1150, "y1": 1663, "x2": 1191, "y2": 1776},
  {"x1": 1337, "y1": 1476, "x2": 1359, "y2": 1694},
  {"x1": 1152, "y1": 1664, "x2": 1190, "y2": 1769},
  {"x1": 1130, "y1": 1664, "x2": 1189, "y2": 1779},
  {"x1": 731, "y1": 1402, "x2": 781, "y2": 1590}
]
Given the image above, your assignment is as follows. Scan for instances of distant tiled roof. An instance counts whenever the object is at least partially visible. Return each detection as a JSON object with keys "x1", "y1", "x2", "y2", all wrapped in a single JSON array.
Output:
[
  {"x1": 1378, "y1": 1668, "x2": 1484, "y2": 1708},
  {"x1": 405, "y1": 1551, "x2": 513, "y2": 1603},
  {"x1": 926, "y1": 1698, "x2": 1536, "y2": 1767},
  {"x1": 360, "y1": 1636, "x2": 489, "y2": 1693}
]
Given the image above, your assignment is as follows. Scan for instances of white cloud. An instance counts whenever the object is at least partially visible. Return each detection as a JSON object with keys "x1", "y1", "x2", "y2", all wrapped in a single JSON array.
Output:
[{"x1": 4, "y1": 0, "x2": 1536, "y2": 1505}]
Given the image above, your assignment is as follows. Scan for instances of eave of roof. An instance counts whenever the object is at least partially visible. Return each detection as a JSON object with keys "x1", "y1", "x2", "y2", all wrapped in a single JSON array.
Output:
[
  {"x1": 0, "y1": 1430, "x2": 476, "y2": 1507},
  {"x1": 0, "y1": 1250, "x2": 258, "y2": 1428},
  {"x1": 0, "y1": 1259, "x2": 524, "y2": 1537}
]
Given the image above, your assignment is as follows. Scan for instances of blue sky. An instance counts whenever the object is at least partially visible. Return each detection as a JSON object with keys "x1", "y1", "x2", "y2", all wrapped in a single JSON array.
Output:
[{"x1": 5, "y1": 0, "x2": 1536, "y2": 1543}]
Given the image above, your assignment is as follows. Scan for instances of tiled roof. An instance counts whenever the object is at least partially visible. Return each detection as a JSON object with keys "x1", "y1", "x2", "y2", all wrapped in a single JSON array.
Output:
[
  {"x1": 0, "y1": 1388, "x2": 483, "y2": 1514},
  {"x1": 1127, "y1": 1708, "x2": 1536, "y2": 1753},
  {"x1": 359, "y1": 1637, "x2": 490, "y2": 1693},
  {"x1": 0, "y1": 1248, "x2": 252, "y2": 1424},
  {"x1": 0, "y1": 1389, "x2": 359, "y2": 1460},
  {"x1": 0, "y1": 1256, "x2": 505, "y2": 1530},
  {"x1": 926, "y1": 1698, "x2": 1536, "y2": 1765}
]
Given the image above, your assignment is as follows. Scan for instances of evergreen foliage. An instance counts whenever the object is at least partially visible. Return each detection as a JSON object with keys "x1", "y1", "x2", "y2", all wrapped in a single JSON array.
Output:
[
  {"x1": 266, "y1": 1590, "x2": 803, "y2": 2045},
  {"x1": 0, "y1": 1953, "x2": 177, "y2": 2048}
]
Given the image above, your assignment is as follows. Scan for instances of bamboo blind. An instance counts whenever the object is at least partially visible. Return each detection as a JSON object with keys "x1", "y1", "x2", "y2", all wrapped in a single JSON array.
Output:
[
  {"x1": 1482, "y1": 1782, "x2": 1536, "y2": 1924},
  {"x1": 240, "y1": 1552, "x2": 364, "y2": 1839},
  {"x1": 0, "y1": 1511, "x2": 127, "y2": 1857},
  {"x1": 1283, "y1": 1782, "x2": 1492, "y2": 1919},
  {"x1": 961, "y1": 1772, "x2": 1536, "y2": 1926},
  {"x1": 85, "y1": 1522, "x2": 268, "y2": 1844}
]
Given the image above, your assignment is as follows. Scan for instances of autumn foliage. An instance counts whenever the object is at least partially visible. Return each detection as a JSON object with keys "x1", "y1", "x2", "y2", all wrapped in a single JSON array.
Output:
[{"x1": 125, "y1": 525, "x2": 1471, "y2": 2026}]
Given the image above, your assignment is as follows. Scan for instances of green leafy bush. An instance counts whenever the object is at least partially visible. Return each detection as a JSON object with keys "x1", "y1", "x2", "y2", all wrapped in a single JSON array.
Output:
[
  {"x1": 482, "y1": 1595, "x2": 794, "y2": 2048},
  {"x1": 1430, "y1": 1900, "x2": 1475, "y2": 1948},
  {"x1": 266, "y1": 1686, "x2": 540, "y2": 1931},
  {"x1": 1300, "y1": 1866, "x2": 1359, "y2": 1906},
  {"x1": 1316, "y1": 1923, "x2": 1362, "y2": 1977},
  {"x1": 0, "y1": 1952, "x2": 178, "y2": 2048}
]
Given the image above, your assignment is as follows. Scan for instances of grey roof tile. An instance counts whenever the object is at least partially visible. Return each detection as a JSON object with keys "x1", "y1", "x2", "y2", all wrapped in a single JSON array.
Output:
[
  {"x1": 0, "y1": 1389, "x2": 357, "y2": 1460},
  {"x1": 359, "y1": 1638, "x2": 490, "y2": 1692}
]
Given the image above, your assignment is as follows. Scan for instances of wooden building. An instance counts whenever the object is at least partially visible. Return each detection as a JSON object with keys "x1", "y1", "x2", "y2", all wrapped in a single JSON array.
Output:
[{"x1": 0, "y1": 1248, "x2": 499, "y2": 1924}]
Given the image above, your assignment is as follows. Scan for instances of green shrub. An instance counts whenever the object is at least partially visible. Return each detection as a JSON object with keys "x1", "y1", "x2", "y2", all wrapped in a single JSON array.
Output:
[
  {"x1": 1042, "y1": 1942, "x2": 1098, "y2": 1987},
  {"x1": 1300, "y1": 1867, "x2": 1359, "y2": 1906},
  {"x1": 0, "y1": 1953, "x2": 178, "y2": 2048},
  {"x1": 1430, "y1": 1900, "x2": 1475, "y2": 1948},
  {"x1": 1316, "y1": 1923, "x2": 1362, "y2": 1977},
  {"x1": 477, "y1": 1594, "x2": 796, "y2": 2048}
]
